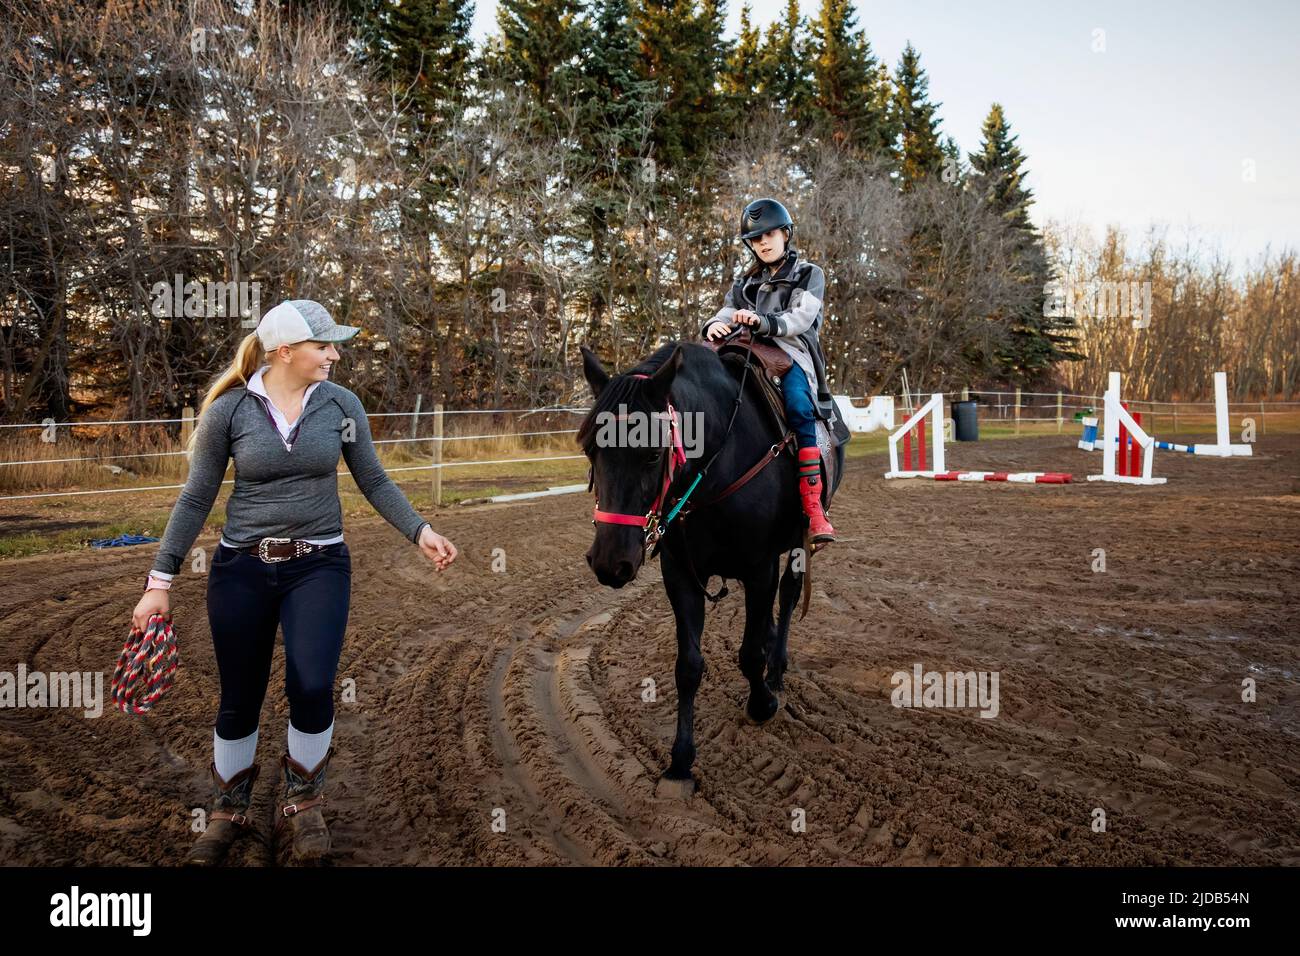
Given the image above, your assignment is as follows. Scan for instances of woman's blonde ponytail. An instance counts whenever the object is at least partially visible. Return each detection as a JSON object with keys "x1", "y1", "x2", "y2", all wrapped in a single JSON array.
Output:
[{"x1": 185, "y1": 332, "x2": 266, "y2": 453}]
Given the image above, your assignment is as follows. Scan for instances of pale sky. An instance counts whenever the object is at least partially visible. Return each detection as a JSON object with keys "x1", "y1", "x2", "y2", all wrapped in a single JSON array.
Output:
[{"x1": 469, "y1": 0, "x2": 1300, "y2": 269}]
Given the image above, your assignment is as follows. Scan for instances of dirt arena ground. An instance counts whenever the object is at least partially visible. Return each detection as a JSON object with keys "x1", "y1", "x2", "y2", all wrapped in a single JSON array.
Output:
[{"x1": 1, "y1": 433, "x2": 1297, "y2": 866}]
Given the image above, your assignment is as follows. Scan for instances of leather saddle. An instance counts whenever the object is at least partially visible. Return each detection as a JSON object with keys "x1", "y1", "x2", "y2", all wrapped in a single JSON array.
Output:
[{"x1": 705, "y1": 329, "x2": 841, "y2": 509}]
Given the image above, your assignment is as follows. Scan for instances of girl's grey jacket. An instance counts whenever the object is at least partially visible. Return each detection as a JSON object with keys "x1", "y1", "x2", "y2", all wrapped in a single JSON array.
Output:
[
  {"x1": 149, "y1": 379, "x2": 428, "y2": 576},
  {"x1": 701, "y1": 248, "x2": 841, "y2": 428}
]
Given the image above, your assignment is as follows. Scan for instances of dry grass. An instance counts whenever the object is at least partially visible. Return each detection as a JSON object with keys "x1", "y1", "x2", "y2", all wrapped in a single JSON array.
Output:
[{"x1": 1, "y1": 407, "x2": 1297, "y2": 561}]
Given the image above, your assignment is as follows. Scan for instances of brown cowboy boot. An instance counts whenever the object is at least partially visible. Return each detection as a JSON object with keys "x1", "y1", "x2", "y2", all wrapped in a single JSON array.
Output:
[
  {"x1": 184, "y1": 763, "x2": 260, "y2": 867},
  {"x1": 273, "y1": 747, "x2": 334, "y2": 865},
  {"x1": 797, "y1": 446, "x2": 836, "y2": 545}
]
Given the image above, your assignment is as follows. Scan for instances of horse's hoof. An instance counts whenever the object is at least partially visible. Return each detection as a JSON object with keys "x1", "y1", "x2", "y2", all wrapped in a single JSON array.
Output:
[
  {"x1": 744, "y1": 693, "x2": 781, "y2": 726},
  {"x1": 655, "y1": 775, "x2": 696, "y2": 800}
]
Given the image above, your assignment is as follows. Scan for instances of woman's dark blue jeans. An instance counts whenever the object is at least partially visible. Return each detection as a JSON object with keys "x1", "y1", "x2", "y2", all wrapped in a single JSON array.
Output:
[
  {"x1": 206, "y1": 541, "x2": 351, "y2": 739},
  {"x1": 781, "y1": 367, "x2": 819, "y2": 448}
]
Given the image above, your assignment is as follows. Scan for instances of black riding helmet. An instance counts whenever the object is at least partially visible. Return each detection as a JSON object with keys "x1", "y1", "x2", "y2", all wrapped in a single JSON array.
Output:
[{"x1": 738, "y1": 198, "x2": 794, "y2": 266}]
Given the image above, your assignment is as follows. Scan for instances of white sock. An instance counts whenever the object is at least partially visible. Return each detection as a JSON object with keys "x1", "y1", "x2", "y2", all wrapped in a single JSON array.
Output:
[
  {"x1": 213, "y1": 727, "x2": 258, "y2": 781},
  {"x1": 287, "y1": 720, "x2": 333, "y2": 772}
]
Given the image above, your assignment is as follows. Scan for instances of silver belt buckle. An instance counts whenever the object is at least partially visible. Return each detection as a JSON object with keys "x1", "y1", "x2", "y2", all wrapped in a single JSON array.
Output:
[{"x1": 256, "y1": 537, "x2": 293, "y2": 563}]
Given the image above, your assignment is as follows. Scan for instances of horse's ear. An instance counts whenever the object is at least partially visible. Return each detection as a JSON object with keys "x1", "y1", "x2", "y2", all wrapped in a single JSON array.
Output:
[
  {"x1": 581, "y1": 345, "x2": 609, "y2": 398},
  {"x1": 646, "y1": 345, "x2": 682, "y2": 405}
]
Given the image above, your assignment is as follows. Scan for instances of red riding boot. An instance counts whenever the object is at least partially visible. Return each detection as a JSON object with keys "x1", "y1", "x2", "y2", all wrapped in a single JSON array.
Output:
[{"x1": 797, "y1": 446, "x2": 836, "y2": 545}]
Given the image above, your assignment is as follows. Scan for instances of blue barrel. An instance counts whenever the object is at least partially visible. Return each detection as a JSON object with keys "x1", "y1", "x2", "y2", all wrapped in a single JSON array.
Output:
[{"x1": 954, "y1": 400, "x2": 979, "y2": 441}]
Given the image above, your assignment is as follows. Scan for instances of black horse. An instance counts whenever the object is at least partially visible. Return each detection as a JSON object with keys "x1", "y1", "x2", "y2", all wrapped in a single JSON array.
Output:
[{"x1": 579, "y1": 340, "x2": 844, "y2": 795}]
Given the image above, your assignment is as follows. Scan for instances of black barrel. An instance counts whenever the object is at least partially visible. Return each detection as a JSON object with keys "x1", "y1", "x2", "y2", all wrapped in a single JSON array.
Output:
[{"x1": 954, "y1": 400, "x2": 979, "y2": 441}]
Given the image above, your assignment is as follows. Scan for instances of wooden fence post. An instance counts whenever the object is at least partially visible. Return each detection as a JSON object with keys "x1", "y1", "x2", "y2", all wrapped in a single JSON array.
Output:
[
  {"x1": 431, "y1": 402, "x2": 444, "y2": 507},
  {"x1": 1014, "y1": 387, "x2": 1021, "y2": 435},
  {"x1": 1056, "y1": 391, "x2": 1063, "y2": 433}
]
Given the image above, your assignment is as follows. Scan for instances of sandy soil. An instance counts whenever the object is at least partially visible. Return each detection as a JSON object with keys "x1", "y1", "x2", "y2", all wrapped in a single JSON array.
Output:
[{"x1": 1, "y1": 433, "x2": 1297, "y2": 865}]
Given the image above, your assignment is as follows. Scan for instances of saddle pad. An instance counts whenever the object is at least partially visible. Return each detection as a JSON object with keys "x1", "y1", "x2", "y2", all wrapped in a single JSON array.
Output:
[{"x1": 815, "y1": 419, "x2": 838, "y2": 509}]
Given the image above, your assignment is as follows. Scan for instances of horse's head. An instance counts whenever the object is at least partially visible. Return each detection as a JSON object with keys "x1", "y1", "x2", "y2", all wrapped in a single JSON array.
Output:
[{"x1": 578, "y1": 343, "x2": 684, "y2": 588}]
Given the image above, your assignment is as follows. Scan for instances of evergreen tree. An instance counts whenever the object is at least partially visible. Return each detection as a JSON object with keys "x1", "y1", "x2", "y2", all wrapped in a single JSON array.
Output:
[
  {"x1": 970, "y1": 103, "x2": 1082, "y2": 381},
  {"x1": 940, "y1": 134, "x2": 962, "y2": 182},
  {"x1": 495, "y1": 0, "x2": 592, "y2": 125},
  {"x1": 970, "y1": 104, "x2": 1034, "y2": 229},
  {"x1": 634, "y1": 0, "x2": 734, "y2": 168},
  {"x1": 364, "y1": 0, "x2": 474, "y2": 134},
  {"x1": 722, "y1": 2, "x2": 762, "y2": 101},
  {"x1": 576, "y1": 0, "x2": 660, "y2": 336},
  {"x1": 809, "y1": 0, "x2": 894, "y2": 157},
  {"x1": 891, "y1": 42, "x2": 945, "y2": 188},
  {"x1": 582, "y1": 0, "x2": 658, "y2": 159},
  {"x1": 754, "y1": 0, "x2": 816, "y2": 133}
]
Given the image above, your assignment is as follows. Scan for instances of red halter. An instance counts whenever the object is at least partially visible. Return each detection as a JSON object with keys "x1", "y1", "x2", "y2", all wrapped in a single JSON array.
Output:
[{"x1": 591, "y1": 374, "x2": 688, "y2": 541}]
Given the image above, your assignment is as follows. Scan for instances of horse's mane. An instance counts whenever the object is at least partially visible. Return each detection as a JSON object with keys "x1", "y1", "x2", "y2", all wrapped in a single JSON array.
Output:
[{"x1": 576, "y1": 341, "x2": 718, "y2": 457}]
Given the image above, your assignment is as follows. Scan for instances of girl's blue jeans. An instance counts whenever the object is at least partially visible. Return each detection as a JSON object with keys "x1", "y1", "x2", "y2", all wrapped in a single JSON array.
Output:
[{"x1": 781, "y1": 368, "x2": 819, "y2": 449}]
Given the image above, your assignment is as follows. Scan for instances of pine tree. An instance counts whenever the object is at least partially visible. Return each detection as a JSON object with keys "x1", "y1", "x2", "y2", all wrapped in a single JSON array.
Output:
[
  {"x1": 353, "y1": 0, "x2": 473, "y2": 134},
  {"x1": 633, "y1": 0, "x2": 733, "y2": 168},
  {"x1": 577, "y1": 0, "x2": 660, "y2": 337},
  {"x1": 891, "y1": 42, "x2": 945, "y2": 188},
  {"x1": 809, "y1": 0, "x2": 894, "y2": 157},
  {"x1": 582, "y1": 0, "x2": 657, "y2": 159},
  {"x1": 723, "y1": 2, "x2": 762, "y2": 101},
  {"x1": 353, "y1": 0, "x2": 476, "y2": 268},
  {"x1": 940, "y1": 134, "x2": 962, "y2": 183},
  {"x1": 970, "y1": 103, "x2": 1082, "y2": 381},
  {"x1": 754, "y1": 0, "x2": 816, "y2": 133},
  {"x1": 970, "y1": 104, "x2": 1033, "y2": 230},
  {"x1": 495, "y1": 0, "x2": 592, "y2": 125}
]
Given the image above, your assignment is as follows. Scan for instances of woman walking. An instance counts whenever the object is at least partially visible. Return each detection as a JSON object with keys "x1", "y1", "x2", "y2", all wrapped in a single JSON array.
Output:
[{"x1": 132, "y1": 300, "x2": 457, "y2": 866}]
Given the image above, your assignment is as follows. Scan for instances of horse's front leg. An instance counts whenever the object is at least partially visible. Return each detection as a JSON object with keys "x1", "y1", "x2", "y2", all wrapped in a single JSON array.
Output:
[
  {"x1": 739, "y1": 555, "x2": 781, "y2": 725},
  {"x1": 658, "y1": 550, "x2": 706, "y2": 795},
  {"x1": 767, "y1": 548, "x2": 803, "y2": 694}
]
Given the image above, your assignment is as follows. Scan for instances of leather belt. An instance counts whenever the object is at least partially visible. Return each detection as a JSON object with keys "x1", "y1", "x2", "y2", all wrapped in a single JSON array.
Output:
[{"x1": 235, "y1": 537, "x2": 332, "y2": 563}]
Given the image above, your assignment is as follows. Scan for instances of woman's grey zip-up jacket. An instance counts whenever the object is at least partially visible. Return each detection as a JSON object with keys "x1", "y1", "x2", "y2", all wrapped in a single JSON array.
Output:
[
  {"x1": 149, "y1": 379, "x2": 428, "y2": 576},
  {"x1": 701, "y1": 248, "x2": 835, "y2": 417}
]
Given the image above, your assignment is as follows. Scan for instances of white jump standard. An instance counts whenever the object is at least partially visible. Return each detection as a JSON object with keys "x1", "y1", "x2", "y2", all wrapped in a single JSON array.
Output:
[
  {"x1": 885, "y1": 392, "x2": 945, "y2": 478},
  {"x1": 1087, "y1": 372, "x2": 1165, "y2": 485},
  {"x1": 884, "y1": 392, "x2": 1072, "y2": 483}
]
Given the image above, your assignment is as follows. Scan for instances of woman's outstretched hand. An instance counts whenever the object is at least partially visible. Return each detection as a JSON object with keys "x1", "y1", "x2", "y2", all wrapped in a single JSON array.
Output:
[
  {"x1": 418, "y1": 525, "x2": 458, "y2": 571},
  {"x1": 132, "y1": 588, "x2": 171, "y2": 633}
]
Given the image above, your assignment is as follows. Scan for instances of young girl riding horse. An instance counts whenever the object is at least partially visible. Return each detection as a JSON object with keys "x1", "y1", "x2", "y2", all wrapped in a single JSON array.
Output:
[{"x1": 702, "y1": 198, "x2": 836, "y2": 545}]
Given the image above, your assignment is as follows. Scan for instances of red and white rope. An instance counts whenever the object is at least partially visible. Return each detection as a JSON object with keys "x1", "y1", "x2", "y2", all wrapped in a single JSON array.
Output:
[{"x1": 110, "y1": 613, "x2": 180, "y2": 715}]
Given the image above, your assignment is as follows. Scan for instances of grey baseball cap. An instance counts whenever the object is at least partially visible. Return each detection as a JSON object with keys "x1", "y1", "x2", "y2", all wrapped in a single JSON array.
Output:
[{"x1": 255, "y1": 300, "x2": 360, "y2": 350}]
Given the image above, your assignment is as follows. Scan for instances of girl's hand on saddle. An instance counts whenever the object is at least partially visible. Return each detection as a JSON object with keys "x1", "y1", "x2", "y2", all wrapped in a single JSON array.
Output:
[
  {"x1": 132, "y1": 589, "x2": 171, "y2": 633},
  {"x1": 705, "y1": 321, "x2": 732, "y2": 341},
  {"x1": 418, "y1": 525, "x2": 458, "y2": 572},
  {"x1": 732, "y1": 309, "x2": 761, "y2": 327}
]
